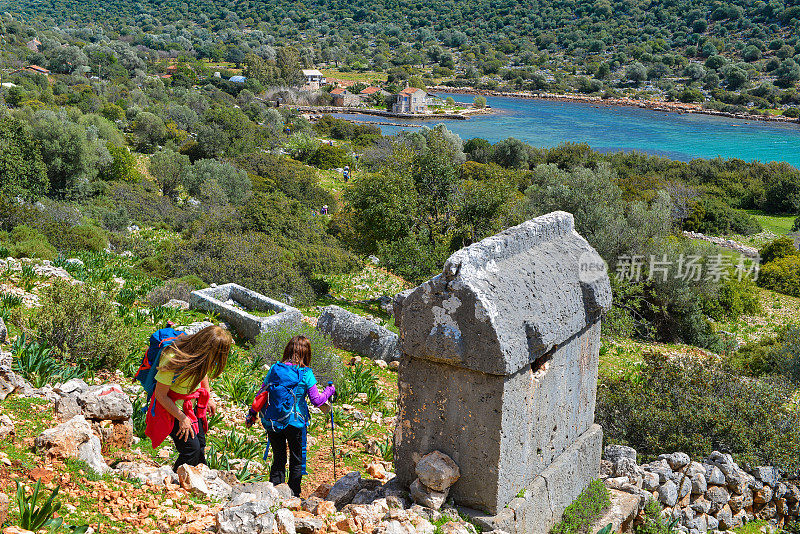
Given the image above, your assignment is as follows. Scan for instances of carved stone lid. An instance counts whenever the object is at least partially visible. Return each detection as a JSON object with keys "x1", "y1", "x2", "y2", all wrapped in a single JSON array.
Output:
[{"x1": 395, "y1": 211, "x2": 612, "y2": 376}]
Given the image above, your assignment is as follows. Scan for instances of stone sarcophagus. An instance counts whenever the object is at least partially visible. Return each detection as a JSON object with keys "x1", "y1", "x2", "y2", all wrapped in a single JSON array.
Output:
[{"x1": 393, "y1": 211, "x2": 612, "y2": 533}]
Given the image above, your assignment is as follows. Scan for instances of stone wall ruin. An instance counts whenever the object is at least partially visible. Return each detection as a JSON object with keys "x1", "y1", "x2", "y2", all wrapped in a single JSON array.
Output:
[{"x1": 392, "y1": 211, "x2": 612, "y2": 533}]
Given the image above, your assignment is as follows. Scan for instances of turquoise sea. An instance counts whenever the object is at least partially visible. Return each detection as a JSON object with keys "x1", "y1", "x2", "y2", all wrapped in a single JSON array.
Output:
[{"x1": 333, "y1": 92, "x2": 800, "y2": 167}]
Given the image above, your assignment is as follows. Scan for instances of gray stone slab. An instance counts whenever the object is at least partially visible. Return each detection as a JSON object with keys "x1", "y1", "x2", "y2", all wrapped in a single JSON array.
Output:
[
  {"x1": 316, "y1": 305, "x2": 400, "y2": 361},
  {"x1": 189, "y1": 283, "x2": 302, "y2": 341},
  {"x1": 460, "y1": 425, "x2": 603, "y2": 534}
]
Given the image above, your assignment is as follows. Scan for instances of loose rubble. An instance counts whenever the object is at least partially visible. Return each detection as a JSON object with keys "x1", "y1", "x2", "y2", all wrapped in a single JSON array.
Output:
[{"x1": 602, "y1": 445, "x2": 799, "y2": 532}]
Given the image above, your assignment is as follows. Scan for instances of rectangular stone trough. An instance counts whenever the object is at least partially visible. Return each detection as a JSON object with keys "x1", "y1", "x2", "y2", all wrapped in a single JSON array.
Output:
[{"x1": 189, "y1": 283, "x2": 302, "y2": 341}]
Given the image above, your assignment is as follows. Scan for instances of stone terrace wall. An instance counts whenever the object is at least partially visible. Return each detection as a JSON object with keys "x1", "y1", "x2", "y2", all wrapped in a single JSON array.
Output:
[{"x1": 603, "y1": 445, "x2": 798, "y2": 533}]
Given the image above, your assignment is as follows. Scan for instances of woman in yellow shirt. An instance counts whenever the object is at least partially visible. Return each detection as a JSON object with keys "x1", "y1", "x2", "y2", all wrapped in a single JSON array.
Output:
[{"x1": 146, "y1": 325, "x2": 231, "y2": 471}]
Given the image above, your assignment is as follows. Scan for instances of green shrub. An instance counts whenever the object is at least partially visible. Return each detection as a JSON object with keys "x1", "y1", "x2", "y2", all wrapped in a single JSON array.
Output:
[
  {"x1": 683, "y1": 197, "x2": 762, "y2": 236},
  {"x1": 169, "y1": 231, "x2": 319, "y2": 305},
  {"x1": 760, "y1": 236, "x2": 800, "y2": 265},
  {"x1": 0, "y1": 225, "x2": 57, "y2": 261},
  {"x1": 550, "y1": 480, "x2": 610, "y2": 534},
  {"x1": 309, "y1": 144, "x2": 352, "y2": 170},
  {"x1": 726, "y1": 325, "x2": 800, "y2": 380},
  {"x1": 175, "y1": 275, "x2": 206, "y2": 290},
  {"x1": 30, "y1": 281, "x2": 132, "y2": 370},
  {"x1": 634, "y1": 500, "x2": 680, "y2": 534},
  {"x1": 134, "y1": 254, "x2": 171, "y2": 280},
  {"x1": 58, "y1": 225, "x2": 109, "y2": 253},
  {"x1": 106, "y1": 181, "x2": 183, "y2": 228},
  {"x1": 702, "y1": 275, "x2": 762, "y2": 320},
  {"x1": 145, "y1": 279, "x2": 197, "y2": 307},
  {"x1": 758, "y1": 254, "x2": 800, "y2": 297},
  {"x1": 251, "y1": 322, "x2": 344, "y2": 386},
  {"x1": 233, "y1": 152, "x2": 335, "y2": 209},
  {"x1": 596, "y1": 351, "x2": 800, "y2": 472},
  {"x1": 101, "y1": 144, "x2": 139, "y2": 182}
]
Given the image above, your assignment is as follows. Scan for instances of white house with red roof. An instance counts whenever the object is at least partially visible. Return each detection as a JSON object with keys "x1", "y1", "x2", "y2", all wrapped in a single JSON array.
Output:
[{"x1": 393, "y1": 87, "x2": 428, "y2": 113}]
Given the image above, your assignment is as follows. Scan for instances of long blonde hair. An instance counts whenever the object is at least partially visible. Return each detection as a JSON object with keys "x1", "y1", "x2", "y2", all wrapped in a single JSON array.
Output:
[{"x1": 160, "y1": 325, "x2": 231, "y2": 392}]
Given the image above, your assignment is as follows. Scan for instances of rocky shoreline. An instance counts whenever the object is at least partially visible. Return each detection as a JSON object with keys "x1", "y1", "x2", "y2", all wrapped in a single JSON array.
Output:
[{"x1": 429, "y1": 86, "x2": 800, "y2": 126}]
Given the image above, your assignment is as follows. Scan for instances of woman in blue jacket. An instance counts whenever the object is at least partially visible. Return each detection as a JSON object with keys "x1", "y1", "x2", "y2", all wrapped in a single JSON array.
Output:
[{"x1": 246, "y1": 336, "x2": 335, "y2": 496}]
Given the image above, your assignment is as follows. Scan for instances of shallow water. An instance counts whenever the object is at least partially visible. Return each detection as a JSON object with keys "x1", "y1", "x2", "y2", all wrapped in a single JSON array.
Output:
[{"x1": 334, "y1": 92, "x2": 800, "y2": 166}]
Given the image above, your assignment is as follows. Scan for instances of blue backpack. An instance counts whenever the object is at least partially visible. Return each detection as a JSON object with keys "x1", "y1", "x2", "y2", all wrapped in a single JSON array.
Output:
[
  {"x1": 260, "y1": 363, "x2": 309, "y2": 432},
  {"x1": 133, "y1": 327, "x2": 186, "y2": 409}
]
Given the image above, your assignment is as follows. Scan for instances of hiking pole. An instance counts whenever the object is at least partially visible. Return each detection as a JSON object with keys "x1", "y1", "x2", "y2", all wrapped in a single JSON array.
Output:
[{"x1": 328, "y1": 381, "x2": 337, "y2": 481}]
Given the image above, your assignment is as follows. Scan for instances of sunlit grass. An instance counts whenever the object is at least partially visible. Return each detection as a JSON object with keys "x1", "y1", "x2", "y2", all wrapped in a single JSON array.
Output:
[{"x1": 742, "y1": 209, "x2": 795, "y2": 235}]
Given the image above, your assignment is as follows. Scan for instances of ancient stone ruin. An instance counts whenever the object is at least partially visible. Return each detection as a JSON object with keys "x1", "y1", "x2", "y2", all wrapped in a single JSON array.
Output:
[
  {"x1": 317, "y1": 305, "x2": 400, "y2": 362},
  {"x1": 392, "y1": 211, "x2": 612, "y2": 534},
  {"x1": 189, "y1": 283, "x2": 302, "y2": 341}
]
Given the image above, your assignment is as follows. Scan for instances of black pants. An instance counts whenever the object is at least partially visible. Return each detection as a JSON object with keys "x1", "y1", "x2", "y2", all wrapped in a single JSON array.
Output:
[
  {"x1": 268, "y1": 426, "x2": 303, "y2": 496},
  {"x1": 170, "y1": 413, "x2": 206, "y2": 472}
]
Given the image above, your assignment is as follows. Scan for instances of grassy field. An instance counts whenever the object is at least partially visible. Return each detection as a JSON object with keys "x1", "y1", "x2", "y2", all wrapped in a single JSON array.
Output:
[
  {"x1": 321, "y1": 68, "x2": 387, "y2": 84},
  {"x1": 742, "y1": 209, "x2": 796, "y2": 234}
]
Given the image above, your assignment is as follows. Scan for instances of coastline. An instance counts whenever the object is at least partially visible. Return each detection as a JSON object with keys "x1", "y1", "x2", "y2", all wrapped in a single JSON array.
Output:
[
  {"x1": 429, "y1": 85, "x2": 800, "y2": 125},
  {"x1": 288, "y1": 105, "x2": 492, "y2": 120}
]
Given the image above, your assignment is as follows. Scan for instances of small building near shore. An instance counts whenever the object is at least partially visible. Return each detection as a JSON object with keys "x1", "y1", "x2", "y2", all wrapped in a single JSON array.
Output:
[
  {"x1": 229, "y1": 75, "x2": 247, "y2": 83},
  {"x1": 359, "y1": 86, "x2": 390, "y2": 104},
  {"x1": 302, "y1": 69, "x2": 326, "y2": 90},
  {"x1": 393, "y1": 87, "x2": 428, "y2": 114},
  {"x1": 331, "y1": 87, "x2": 361, "y2": 107}
]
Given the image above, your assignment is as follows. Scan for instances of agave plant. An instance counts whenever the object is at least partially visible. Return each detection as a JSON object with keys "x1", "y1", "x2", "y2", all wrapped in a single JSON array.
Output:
[
  {"x1": 0, "y1": 291, "x2": 23, "y2": 308},
  {"x1": 12, "y1": 334, "x2": 85, "y2": 388},
  {"x1": 214, "y1": 371, "x2": 257, "y2": 407},
  {"x1": 208, "y1": 428, "x2": 266, "y2": 461},
  {"x1": 20, "y1": 264, "x2": 38, "y2": 291},
  {"x1": 12, "y1": 334, "x2": 55, "y2": 387},
  {"x1": 15, "y1": 479, "x2": 61, "y2": 532},
  {"x1": 376, "y1": 435, "x2": 394, "y2": 463}
]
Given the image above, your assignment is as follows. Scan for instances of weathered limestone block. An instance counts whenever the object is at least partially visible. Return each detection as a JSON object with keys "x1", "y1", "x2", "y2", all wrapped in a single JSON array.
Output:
[
  {"x1": 316, "y1": 305, "x2": 400, "y2": 361},
  {"x1": 55, "y1": 395, "x2": 82, "y2": 422},
  {"x1": 0, "y1": 415, "x2": 14, "y2": 440},
  {"x1": 79, "y1": 385, "x2": 133, "y2": 421},
  {"x1": 190, "y1": 283, "x2": 302, "y2": 342},
  {"x1": 410, "y1": 479, "x2": 449, "y2": 510},
  {"x1": 393, "y1": 212, "x2": 612, "y2": 530},
  {"x1": 604, "y1": 445, "x2": 636, "y2": 464},
  {"x1": 327, "y1": 472, "x2": 363, "y2": 509},
  {"x1": 0, "y1": 366, "x2": 32, "y2": 400},
  {"x1": 463, "y1": 425, "x2": 603, "y2": 534},
  {"x1": 416, "y1": 451, "x2": 461, "y2": 492},
  {"x1": 216, "y1": 501, "x2": 275, "y2": 534},
  {"x1": 35, "y1": 415, "x2": 109, "y2": 475}
]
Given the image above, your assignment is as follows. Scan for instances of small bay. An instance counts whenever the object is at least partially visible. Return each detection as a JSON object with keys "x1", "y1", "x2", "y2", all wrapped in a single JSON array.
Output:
[{"x1": 333, "y1": 92, "x2": 800, "y2": 166}]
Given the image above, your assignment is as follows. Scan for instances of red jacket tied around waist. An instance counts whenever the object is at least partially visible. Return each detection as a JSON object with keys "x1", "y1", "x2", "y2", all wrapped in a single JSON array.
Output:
[{"x1": 145, "y1": 387, "x2": 209, "y2": 448}]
